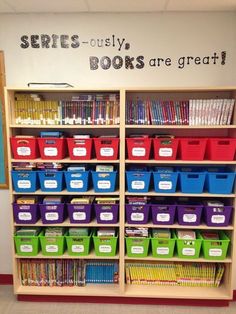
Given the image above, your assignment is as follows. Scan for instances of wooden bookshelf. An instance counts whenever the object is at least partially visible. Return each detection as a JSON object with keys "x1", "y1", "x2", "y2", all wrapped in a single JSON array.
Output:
[{"x1": 5, "y1": 86, "x2": 236, "y2": 301}]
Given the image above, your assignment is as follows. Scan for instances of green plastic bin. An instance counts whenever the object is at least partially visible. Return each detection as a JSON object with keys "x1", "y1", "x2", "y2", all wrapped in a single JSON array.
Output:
[
  {"x1": 93, "y1": 234, "x2": 118, "y2": 257},
  {"x1": 66, "y1": 232, "x2": 91, "y2": 256},
  {"x1": 126, "y1": 237, "x2": 150, "y2": 258},
  {"x1": 151, "y1": 231, "x2": 176, "y2": 258},
  {"x1": 14, "y1": 231, "x2": 42, "y2": 256},
  {"x1": 176, "y1": 232, "x2": 202, "y2": 259},
  {"x1": 39, "y1": 231, "x2": 66, "y2": 256},
  {"x1": 201, "y1": 231, "x2": 230, "y2": 260}
]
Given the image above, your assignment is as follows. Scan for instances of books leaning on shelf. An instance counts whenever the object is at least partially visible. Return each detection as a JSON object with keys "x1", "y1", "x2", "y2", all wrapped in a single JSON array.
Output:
[
  {"x1": 125, "y1": 98, "x2": 235, "y2": 126},
  {"x1": 14, "y1": 93, "x2": 120, "y2": 125},
  {"x1": 18, "y1": 259, "x2": 119, "y2": 286},
  {"x1": 125, "y1": 262, "x2": 225, "y2": 287}
]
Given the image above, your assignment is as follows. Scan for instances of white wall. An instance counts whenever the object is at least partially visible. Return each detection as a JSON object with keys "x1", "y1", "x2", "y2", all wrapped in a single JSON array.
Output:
[{"x1": 0, "y1": 13, "x2": 236, "y2": 289}]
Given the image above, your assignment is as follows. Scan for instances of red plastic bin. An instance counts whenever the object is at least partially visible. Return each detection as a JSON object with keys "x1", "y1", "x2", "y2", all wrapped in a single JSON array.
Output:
[
  {"x1": 67, "y1": 138, "x2": 92, "y2": 160},
  {"x1": 207, "y1": 138, "x2": 236, "y2": 161},
  {"x1": 38, "y1": 138, "x2": 67, "y2": 160},
  {"x1": 126, "y1": 137, "x2": 151, "y2": 160},
  {"x1": 179, "y1": 138, "x2": 207, "y2": 160},
  {"x1": 10, "y1": 137, "x2": 39, "y2": 159},
  {"x1": 153, "y1": 138, "x2": 179, "y2": 160},
  {"x1": 94, "y1": 138, "x2": 119, "y2": 160}
]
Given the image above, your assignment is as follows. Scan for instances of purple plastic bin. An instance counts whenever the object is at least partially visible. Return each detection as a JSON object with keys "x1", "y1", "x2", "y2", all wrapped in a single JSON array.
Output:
[
  {"x1": 151, "y1": 203, "x2": 176, "y2": 225},
  {"x1": 67, "y1": 204, "x2": 92, "y2": 223},
  {"x1": 177, "y1": 203, "x2": 203, "y2": 226},
  {"x1": 126, "y1": 204, "x2": 150, "y2": 224},
  {"x1": 204, "y1": 205, "x2": 233, "y2": 227},
  {"x1": 39, "y1": 203, "x2": 66, "y2": 224},
  {"x1": 13, "y1": 203, "x2": 40, "y2": 224},
  {"x1": 94, "y1": 204, "x2": 119, "y2": 224}
]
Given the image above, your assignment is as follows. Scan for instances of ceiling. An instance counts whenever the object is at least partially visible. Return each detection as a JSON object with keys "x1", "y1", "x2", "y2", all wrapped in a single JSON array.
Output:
[{"x1": 0, "y1": 0, "x2": 236, "y2": 13}]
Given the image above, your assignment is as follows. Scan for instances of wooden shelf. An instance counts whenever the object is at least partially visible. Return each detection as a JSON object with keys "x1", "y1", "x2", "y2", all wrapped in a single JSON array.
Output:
[
  {"x1": 13, "y1": 189, "x2": 120, "y2": 195},
  {"x1": 11, "y1": 158, "x2": 120, "y2": 163},
  {"x1": 125, "y1": 159, "x2": 236, "y2": 165},
  {"x1": 14, "y1": 218, "x2": 119, "y2": 227},
  {"x1": 16, "y1": 284, "x2": 121, "y2": 297},
  {"x1": 124, "y1": 223, "x2": 234, "y2": 230},
  {"x1": 10, "y1": 124, "x2": 120, "y2": 129},
  {"x1": 124, "y1": 284, "x2": 231, "y2": 300},
  {"x1": 125, "y1": 191, "x2": 236, "y2": 198},
  {"x1": 15, "y1": 251, "x2": 120, "y2": 260},
  {"x1": 124, "y1": 254, "x2": 232, "y2": 263}
]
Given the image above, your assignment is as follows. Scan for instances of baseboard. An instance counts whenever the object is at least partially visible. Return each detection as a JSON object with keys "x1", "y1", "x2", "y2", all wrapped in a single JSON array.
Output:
[
  {"x1": 0, "y1": 274, "x2": 13, "y2": 285},
  {"x1": 17, "y1": 295, "x2": 230, "y2": 306}
]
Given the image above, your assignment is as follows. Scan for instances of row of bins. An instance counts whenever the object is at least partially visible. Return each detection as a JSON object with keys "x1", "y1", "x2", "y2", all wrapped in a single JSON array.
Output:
[
  {"x1": 126, "y1": 137, "x2": 236, "y2": 160},
  {"x1": 13, "y1": 199, "x2": 232, "y2": 227},
  {"x1": 125, "y1": 230, "x2": 230, "y2": 260},
  {"x1": 15, "y1": 229, "x2": 118, "y2": 257},
  {"x1": 126, "y1": 167, "x2": 236, "y2": 194},
  {"x1": 125, "y1": 201, "x2": 232, "y2": 227},
  {"x1": 12, "y1": 170, "x2": 117, "y2": 193},
  {"x1": 11, "y1": 137, "x2": 119, "y2": 160},
  {"x1": 13, "y1": 202, "x2": 119, "y2": 224},
  {"x1": 12, "y1": 167, "x2": 236, "y2": 194},
  {"x1": 11, "y1": 136, "x2": 236, "y2": 161}
]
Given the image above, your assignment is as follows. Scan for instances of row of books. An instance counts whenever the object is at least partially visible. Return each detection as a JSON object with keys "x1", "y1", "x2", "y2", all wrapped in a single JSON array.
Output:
[
  {"x1": 14, "y1": 94, "x2": 120, "y2": 125},
  {"x1": 19, "y1": 259, "x2": 119, "y2": 286},
  {"x1": 125, "y1": 99, "x2": 235, "y2": 125},
  {"x1": 125, "y1": 262, "x2": 224, "y2": 287}
]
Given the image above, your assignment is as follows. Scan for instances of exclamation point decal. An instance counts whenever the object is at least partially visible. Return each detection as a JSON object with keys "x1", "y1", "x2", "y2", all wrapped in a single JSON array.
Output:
[{"x1": 221, "y1": 51, "x2": 226, "y2": 65}]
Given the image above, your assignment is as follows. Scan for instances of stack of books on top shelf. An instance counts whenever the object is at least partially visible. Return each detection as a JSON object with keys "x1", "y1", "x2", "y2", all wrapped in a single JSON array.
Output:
[{"x1": 125, "y1": 99, "x2": 235, "y2": 125}]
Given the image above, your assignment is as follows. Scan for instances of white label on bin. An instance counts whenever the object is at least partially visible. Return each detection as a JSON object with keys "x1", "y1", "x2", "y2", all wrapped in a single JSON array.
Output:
[
  {"x1": 131, "y1": 181, "x2": 145, "y2": 190},
  {"x1": 18, "y1": 180, "x2": 31, "y2": 189},
  {"x1": 156, "y1": 213, "x2": 170, "y2": 222},
  {"x1": 17, "y1": 147, "x2": 31, "y2": 156},
  {"x1": 20, "y1": 245, "x2": 33, "y2": 253},
  {"x1": 44, "y1": 147, "x2": 58, "y2": 156},
  {"x1": 131, "y1": 246, "x2": 144, "y2": 254},
  {"x1": 45, "y1": 212, "x2": 59, "y2": 221},
  {"x1": 159, "y1": 148, "x2": 173, "y2": 157},
  {"x1": 98, "y1": 181, "x2": 111, "y2": 189},
  {"x1": 73, "y1": 212, "x2": 86, "y2": 221},
  {"x1": 100, "y1": 148, "x2": 114, "y2": 157},
  {"x1": 44, "y1": 180, "x2": 57, "y2": 189},
  {"x1": 211, "y1": 215, "x2": 225, "y2": 224},
  {"x1": 18, "y1": 212, "x2": 32, "y2": 221},
  {"x1": 182, "y1": 248, "x2": 195, "y2": 256},
  {"x1": 183, "y1": 214, "x2": 197, "y2": 223},
  {"x1": 72, "y1": 245, "x2": 84, "y2": 253},
  {"x1": 100, "y1": 212, "x2": 113, "y2": 221},
  {"x1": 209, "y1": 249, "x2": 222, "y2": 257},
  {"x1": 99, "y1": 245, "x2": 112, "y2": 253},
  {"x1": 157, "y1": 247, "x2": 169, "y2": 255},
  {"x1": 132, "y1": 147, "x2": 145, "y2": 157},
  {"x1": 73, "y1": 147, "x2": 86, "y2": 157},
  {"x1": 70, "y1": 180, "x2": 83, "y2": 189},
  {"x1": 46, "y1": 245, "x2": 58, "y2": 253},
  {"x1": 158, "y1": 181, "x2": 172, "y2": 190},
  {"x1": 131, "y1": 212, "x2": 144, "y2": 221}
]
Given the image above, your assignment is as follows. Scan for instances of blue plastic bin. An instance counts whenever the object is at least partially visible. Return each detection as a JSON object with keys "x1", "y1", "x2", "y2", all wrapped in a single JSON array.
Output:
[
  {"x1": 206, "y1": 170, "x2": 235, "y2": 194},
  {"x1": 179, "y1": 172, "x2": 206, "y2": 193},
  {"x1": 64, "y1": 171, "x2": 89, "y2": 192},
  {"x1": 92, "y1": 171, "x2": 117, "y2": 193},
  {"x1": 153, "y1": 172, "x2": 178, "y2": 193},
  {"x1": 38, "y1": 171, "x2": 64, "y2": 192},
  {"x1": 126, "y1": 171, "x2": 151, "y2": 193},
  {"x1": 12, "y1": 171, "x2": 38, "y2": 192}
]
